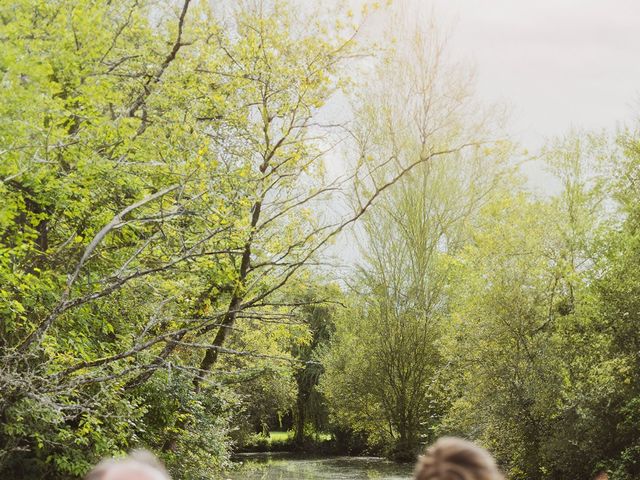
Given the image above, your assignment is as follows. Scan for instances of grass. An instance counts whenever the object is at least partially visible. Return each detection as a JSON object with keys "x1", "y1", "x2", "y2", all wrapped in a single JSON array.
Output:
[
  {"x1": 268, "y1": 431, "x2": 292, "y2": 443},
  {"x1": 239, "y1": 430, "x2": 335, "y2": 453},
  {"x1": 268, "y1": 431, "x2": 333, "y2": 442}
]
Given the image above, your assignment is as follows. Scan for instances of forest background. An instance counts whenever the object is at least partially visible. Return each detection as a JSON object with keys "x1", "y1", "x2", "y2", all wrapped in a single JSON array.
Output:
[{"x1": 2, "y1": 1, "x2": 640, "y2": 479}]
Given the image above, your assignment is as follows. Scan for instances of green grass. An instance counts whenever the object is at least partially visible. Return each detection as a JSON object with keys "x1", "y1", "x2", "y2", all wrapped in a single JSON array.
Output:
[
  {"x1": 268, "y1": 431, "x2": 333, "y2": 442},
  {"x1": 239, "y1": 430, "x2": 336, "y2": 453},
  {"x1": 268, "y1": 431, "x2": 292, "y2": 443}
]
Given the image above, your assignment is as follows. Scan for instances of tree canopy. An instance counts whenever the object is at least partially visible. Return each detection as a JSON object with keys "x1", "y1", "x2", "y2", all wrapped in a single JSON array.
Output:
[{"x1": 1, "y1": 1, "x2": 640, "y2": 479}]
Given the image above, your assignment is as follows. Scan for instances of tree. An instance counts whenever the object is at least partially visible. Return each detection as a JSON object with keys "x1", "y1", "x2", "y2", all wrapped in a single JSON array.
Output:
[
  {"x1": 321, "y1": 10, "x2": 509, "y2": 458},
  {"x1": 0, "y1": 0, "x2": 235, "y2": 474},
  {"x1": 441, "y1": 133, "x2": 610, "y2": 479},
  {"x1": 443, "y1": 194, "x2": 569, "y2": 480},
  {"x1": 0, "y1": 0, "x2": 359, "y2": 475},
  {"x1": 565, "y1": 129, "x2": 640, "y2": 479},
  {"x1": 290, "y1": 284, "x2": 339, "y2": 446}
]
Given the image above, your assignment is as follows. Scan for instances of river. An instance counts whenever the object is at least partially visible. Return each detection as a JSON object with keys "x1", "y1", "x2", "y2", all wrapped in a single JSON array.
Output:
[{"x1": 224, "y1": 453, "x2": 413, "y2": 479}]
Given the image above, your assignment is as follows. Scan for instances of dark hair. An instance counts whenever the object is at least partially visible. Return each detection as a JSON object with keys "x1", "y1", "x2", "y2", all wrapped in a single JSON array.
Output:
[{"x1": 414, "y1": 437, "x2": 503, "y2": 480}]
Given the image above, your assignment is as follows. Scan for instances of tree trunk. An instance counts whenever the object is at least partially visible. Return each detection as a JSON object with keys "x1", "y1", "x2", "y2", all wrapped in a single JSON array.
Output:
[{"x1": 294, "y1": 394, "x2": 306, "y2": 446}]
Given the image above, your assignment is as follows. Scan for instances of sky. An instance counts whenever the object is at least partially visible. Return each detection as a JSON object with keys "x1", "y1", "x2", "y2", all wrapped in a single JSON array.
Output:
[
  {"x1": 416, "y1": 0, "x2": 640, "y2": 149},
  {"x1": 325, "y1": 0, "x2": 640, "y2": 266}
]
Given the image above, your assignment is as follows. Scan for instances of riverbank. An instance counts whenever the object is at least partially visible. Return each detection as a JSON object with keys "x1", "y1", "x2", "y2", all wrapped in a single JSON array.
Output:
[
  {"x1": 236, "y1": 430, "x2": 357, "y2": 455},
  {"x1": 237, "y1": 431, "x2": 328, "y2": 452},
  {"x1": 224, "y1": 452, "x2": 413, "y2": 479}
]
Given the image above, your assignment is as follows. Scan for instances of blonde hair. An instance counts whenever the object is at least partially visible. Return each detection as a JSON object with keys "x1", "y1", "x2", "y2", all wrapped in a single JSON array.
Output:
[
  {"x1": 414, "y1": 437, "x2": 503, "y2": 480},
  {"x1": 85, "y1": 450, "x2": 171, "y2": 480}
]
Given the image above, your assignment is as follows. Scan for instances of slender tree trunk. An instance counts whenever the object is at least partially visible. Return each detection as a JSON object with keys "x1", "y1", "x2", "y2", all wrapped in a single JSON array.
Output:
[
  {"x1": 193, "y1": 200, "x2": 262, "y2": 391},
  {"x1": 294, "y1": 394, "x2": 306, "y2": 446}
]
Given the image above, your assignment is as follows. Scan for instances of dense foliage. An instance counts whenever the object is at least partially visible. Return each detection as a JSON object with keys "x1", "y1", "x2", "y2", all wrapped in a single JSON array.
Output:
[
  {"x1": 2, "y1": 1, "x2": 640, "y2": 479},
  {"x1": 0, "y1": 0, "x2": 359, "y2": 477},
  {"x1": 322, "y1": 132, "x2": 640, "y2": 479}
]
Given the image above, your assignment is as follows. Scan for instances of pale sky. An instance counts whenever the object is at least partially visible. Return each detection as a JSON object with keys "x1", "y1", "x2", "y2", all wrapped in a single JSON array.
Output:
[
  {"x1": 424, "y1": 0, "x2": 640, "y2": 148},
  {"x1": 327, "y1": 0, "x2": 640, "y2": 265}
]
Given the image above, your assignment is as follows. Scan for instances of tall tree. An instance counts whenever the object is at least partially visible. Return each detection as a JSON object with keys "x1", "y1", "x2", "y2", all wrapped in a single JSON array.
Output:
[
  {"x1": 321, "y1": 12, "x2": 508, "y2": 457},
  {"x1": 441, "y1": 133, "x2": 610, "y2": 479},
  {"x1": 290, "y1": 285, "x2": 339, "y2": 445}
]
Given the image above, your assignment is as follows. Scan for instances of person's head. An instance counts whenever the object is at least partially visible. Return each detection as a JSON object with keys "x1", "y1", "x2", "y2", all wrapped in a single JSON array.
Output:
[
  {"x1": 85, "y1": 450, "x2": 171, "y2": 480},
  {"x1": 414, "y1": 437, "x2": 503, "y2": 480}
]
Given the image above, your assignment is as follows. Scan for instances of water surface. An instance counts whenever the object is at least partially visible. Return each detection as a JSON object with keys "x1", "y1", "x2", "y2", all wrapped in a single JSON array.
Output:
[{"x1": 225, "y1": 453, "x2": 413, "y2": 479}]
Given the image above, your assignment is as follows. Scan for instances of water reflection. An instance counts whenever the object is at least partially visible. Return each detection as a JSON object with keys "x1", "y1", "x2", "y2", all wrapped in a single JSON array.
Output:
[{"x1": 224, "y1": 453, "x2": 413, "y2": 479}]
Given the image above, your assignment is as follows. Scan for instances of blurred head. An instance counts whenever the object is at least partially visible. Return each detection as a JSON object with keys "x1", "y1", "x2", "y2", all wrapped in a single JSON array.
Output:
[
  {"x1": 85, "y1": 450, "x2": 171, "y2": 480},
  {"x1": 414, "y1": 437, "x2": 503, "y2": 480}
]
